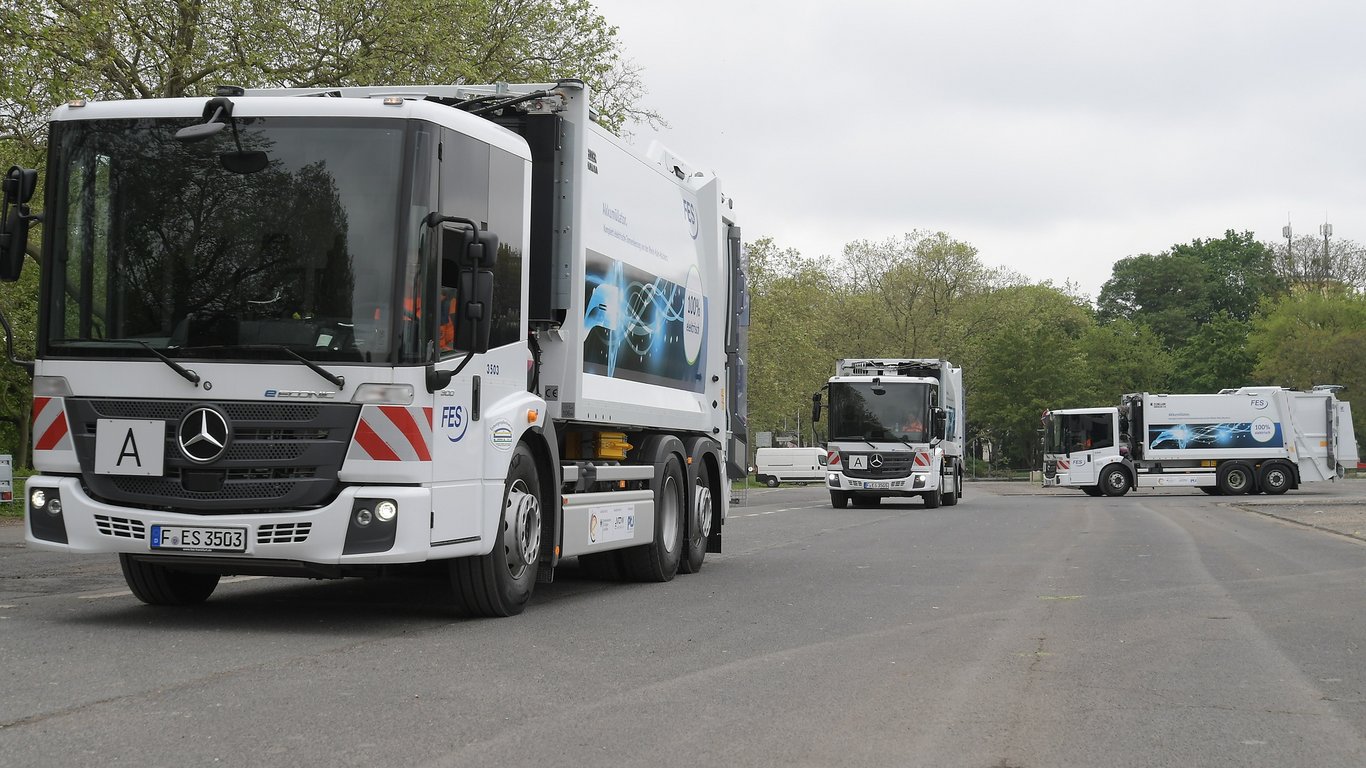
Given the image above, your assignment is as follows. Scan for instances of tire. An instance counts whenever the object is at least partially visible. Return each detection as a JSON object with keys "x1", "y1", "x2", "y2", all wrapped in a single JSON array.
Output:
[
  {"x1": 942, "y1": 469, "x2": 959, "y2": 507},
  {"x1": 119, "y1": 555, "x2": 220, "y2": 606},
  {"x1": 451, "y1": 442, "x2": 542, "y2": 617},
  {"x1": 623, "y1": 452, "x2": 685, "y2": 582},
  {"x1": 1100, "y1": 465, "x2": 1131, "y2": 496},
  {"x1": 1081, "y1": 486, "x2": 1104, "y2": 497},
  {"x1": 1216, "y1": 462, "x2": 1253, "y2": 496},
  {"x1": 1199, "y1": 486, "x2": 1222, "y2": 495},
  {"x1": 679, "y1": 458, "x2": 714, "y2": 575},
  {"x1": 1259, "y1": 462, "x2": 1293, "y2": 495},
  {"x1": 830, "y1": 490, "x2": 850, "y2": 508},
  {"x1": 851, "y1": 494, "x2": 881, "y2": 508},
  {"x1": 923, "y1": 484, "x2": 942, "y2": 509},
  {"x1": 765, "y1": 476, "x2": 779, "y2": 488}
]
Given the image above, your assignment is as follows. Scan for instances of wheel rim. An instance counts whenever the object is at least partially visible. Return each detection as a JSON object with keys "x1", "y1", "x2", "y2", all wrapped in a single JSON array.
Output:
[
  {"x1": 694, "y1": 482, "x2": 713, "y2": 539},
  {"x1": 1266, "y1": 468, "x2": 1286, "y2": 489},
  {"x1": 1107, "y1": 471, "x2": 1125, "y2": 491},
  {"x1": 504, "y1": 478, "x2": 541, "y2": 579},
  {"x1": 661, "y1": 473, "x2": 680, "y2": 553},
  {"x1": 1227, "y1": 469, "x2": 1248, "y2": 491}
]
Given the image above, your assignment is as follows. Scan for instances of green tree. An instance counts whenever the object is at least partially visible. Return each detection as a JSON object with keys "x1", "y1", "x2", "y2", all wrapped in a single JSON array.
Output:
[
  {"x1": 745, "y1": 238, "x2": 845, "y2": 450},
  {"x1": 1249, "y1": 287, "x2": 1366, "y2": 444},
  {"x1": 1077, "y1": 318, "x2": 1173, "y2": 404},
  {"x1": 0, "y1": 0, "x2": 655, "y2": 134},
  {"x1": 839, "y1": 231, "x2": 991, "y2": 358},
  {"x1": 1098, "y1": 230, "x2": 1283, "y2": 349},
  {"x1": 968, "y1": 284, "x2": 1094, "y2": 469},
  {"x1": 1167, "y1": 311, "x2": 1256, "y2": 392}
]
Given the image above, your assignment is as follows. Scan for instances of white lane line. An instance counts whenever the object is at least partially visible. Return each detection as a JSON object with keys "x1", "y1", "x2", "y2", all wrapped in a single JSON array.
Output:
[
  {"x1": 77, "y1": 575, "x2": 265, "y2": 600},
  {"x1": 735, "y1": 503, "x2": 827, "y2": 519}
]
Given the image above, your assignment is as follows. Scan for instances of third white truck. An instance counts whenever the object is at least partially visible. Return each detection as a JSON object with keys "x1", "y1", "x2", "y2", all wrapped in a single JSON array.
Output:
[{"x1": 1043, "y1": 386, "x2": 1358, "y2": 496}]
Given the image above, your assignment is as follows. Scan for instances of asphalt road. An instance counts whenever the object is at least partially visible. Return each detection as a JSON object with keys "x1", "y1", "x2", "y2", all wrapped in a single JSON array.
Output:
[{"x1": 3, "y1": 480, "x2": 1366, "y2": 767}]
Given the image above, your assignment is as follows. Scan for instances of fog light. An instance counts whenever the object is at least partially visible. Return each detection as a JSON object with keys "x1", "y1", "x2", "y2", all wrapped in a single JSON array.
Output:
[
  {"x1": 355, "y1": 508, "x2": 373, "y2": 527},
  {"x1": 30, "y1": 489, "x2": 46, "y2": 509},
  {"x1": 374, "y1": 500, "x2": 397, "y2": 522},
  {"x1": 46, "y1": 498, "x2": 62, "y2": 516}
]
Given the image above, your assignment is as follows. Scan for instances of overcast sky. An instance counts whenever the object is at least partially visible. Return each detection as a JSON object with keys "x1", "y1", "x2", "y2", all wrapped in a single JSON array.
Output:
[{"x1": 589, "y1": 0, "x2": 1366, "y2": 298}]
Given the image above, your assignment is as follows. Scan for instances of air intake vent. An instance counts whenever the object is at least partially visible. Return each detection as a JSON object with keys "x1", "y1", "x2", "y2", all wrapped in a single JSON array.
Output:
[
  {"x1": 94, "y1": 514, "x2": 147, "y2": 539},
  {"x1": 258, "y1": 522, "x2": 312, "y2": 544}
]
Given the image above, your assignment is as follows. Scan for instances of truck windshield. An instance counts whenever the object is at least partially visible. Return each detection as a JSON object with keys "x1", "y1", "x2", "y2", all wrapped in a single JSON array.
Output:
[
  {"x1": 1046, "y1": 412, "x2": 1115, "y2": 454},
  {"x1": 42, "y1": 116, "x2": 419, "y2": 364},
  {"x1": 829, "y1": 382, "x2": 931, "y2": 443}
]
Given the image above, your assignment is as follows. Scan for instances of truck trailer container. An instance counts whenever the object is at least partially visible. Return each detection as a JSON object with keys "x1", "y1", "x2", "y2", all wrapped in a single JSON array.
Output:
[
  {"x1": 0, "y1": 79, "x2": 748, "y2": 616},
  {"x1": 1042, "y1": 386, "x2": 1357, "y2": 496},
  {"x1": 811, "y1": 359, "x2": 965, "y2": 508}
]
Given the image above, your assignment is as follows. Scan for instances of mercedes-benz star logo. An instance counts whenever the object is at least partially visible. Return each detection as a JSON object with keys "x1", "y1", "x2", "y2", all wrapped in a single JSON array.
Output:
[
  {"x1": 870, "y1": 454, "x2": 884, "y2": 468},
  {"x1": 178, "y1": 407, "x2": 230, "y2": 463}
]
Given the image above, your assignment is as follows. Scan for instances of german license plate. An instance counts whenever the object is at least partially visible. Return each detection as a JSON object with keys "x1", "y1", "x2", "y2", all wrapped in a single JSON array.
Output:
[
  {"x1": 151, "y1": 525, "x2": 246, "y2": 552},
  {"x1": 863, "y1": 481, "x2": 891, "y2": 489}
]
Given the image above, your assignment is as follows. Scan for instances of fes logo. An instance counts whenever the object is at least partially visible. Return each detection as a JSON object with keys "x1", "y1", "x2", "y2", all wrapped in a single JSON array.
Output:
[
  {"x1": 682, "y1": 198, "x2": 698, "y2": 240},
  {"x1": 440, "y1": 404, "x2": 469, "y2": 443}
]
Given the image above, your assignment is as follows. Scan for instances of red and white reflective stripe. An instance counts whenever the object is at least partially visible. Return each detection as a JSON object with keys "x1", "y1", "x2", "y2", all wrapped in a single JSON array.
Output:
[
  {"x1": 913, "y1": 451, "x2": 931, "y2": 468},
  {"x1": 1058, "y1": 460, "x2": 1070, "y2": 470},
  {"x1": 351, "y1": 406, "x2": 433, "y2": 462},
  {"x1": 827, "y1": 450, "x2": 840, "y2": 465},
  {"x1": 32, "y1": 397, "x2": 73, "y2": 452}
]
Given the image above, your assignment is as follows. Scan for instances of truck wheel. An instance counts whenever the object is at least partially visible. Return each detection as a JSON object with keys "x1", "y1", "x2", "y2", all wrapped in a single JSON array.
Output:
[
  {"x1": 119, "y1": 555, "x2": 220, "y2": 606},
  {"x1": 1199, "y1": 486, "x2": 1222, "y2": 495},
  {"x1": 1100, "y1": 466, "x2": 1131, "y2": 496},
  {"x1": 923, "y1": 485, "x2": 942, "y2": 508},
  {"x1": 830, "y1": 490, "x2": 850, "y2": 508},
  {"x1": 680, "y1": 461, "x2": 714, "y2": 574},
  {"x1": 942, "y1": 470, "x2": 959, "y2": 506},
  {"x1": 623, "y1": 453, "x2": 685, "y2": 582},
  {"x1": 451, "y1": 442, "x2": 542, "y2": 617},
  {"x1": 1216, "y1": 462, "x2": 1253, "y2": 495},
  {"x1": 1258, "y1": 462, "x2": 1293, "y2": 495},
  {"x1": 1081, "y1": 486, "x2": 1103, "y2": 497},
  {"x1": 765, "y1": 476, "x2": 779, "y2": 488}
]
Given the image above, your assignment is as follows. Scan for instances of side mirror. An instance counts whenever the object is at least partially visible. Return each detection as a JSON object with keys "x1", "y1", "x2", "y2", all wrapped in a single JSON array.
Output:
[
  {"x1": 469, "y1": 231, "x2": 499, "y2": 268},
  {"x1": 455, "y1": 269, "x2": 493, "y2": 353},
  {"x1": 810, "y1": 392, "x2": 822, "y2": 423},
  {"x1": 931, "y1": 407, "x2": 947, "y2": 441},
  {"x1": 0, "y1": 166, "x2": 39, "y2": 282}
]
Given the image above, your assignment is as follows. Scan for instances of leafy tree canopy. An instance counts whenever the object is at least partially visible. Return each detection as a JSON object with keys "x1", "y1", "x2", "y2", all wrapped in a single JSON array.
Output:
[{"x1": 1097, "y1": 230, "x2": 1283, "y2": 348}]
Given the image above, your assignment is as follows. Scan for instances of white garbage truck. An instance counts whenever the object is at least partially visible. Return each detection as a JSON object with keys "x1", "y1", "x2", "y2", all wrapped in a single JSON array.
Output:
[
  {"x1": 1042, "y1": 386, "x2": 1358, "y2": 496},
  {"x1": 810, "y1": 359, "x2": 965, "y2": 508},
  {"x1": 0, "y1": 79, "x2": 748, "y2": 616}
]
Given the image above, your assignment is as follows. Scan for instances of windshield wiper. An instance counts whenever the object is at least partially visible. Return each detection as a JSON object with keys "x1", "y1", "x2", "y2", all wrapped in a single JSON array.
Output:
[
  {"x1": 58, "y1": 338, "x2": 200, "y2": 385},
  {"x1": 176, "y1": 344, "x2": 344, "y2": 389},
  {"x1": 833, "y1": 435, "x2": 880, "y2": 450}
]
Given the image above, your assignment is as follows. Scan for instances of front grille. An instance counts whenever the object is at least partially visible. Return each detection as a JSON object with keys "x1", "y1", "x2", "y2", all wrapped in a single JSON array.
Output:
[
  {"x1": 68, "y1": 398, "x2": 361, "y2": 514},
  {"x1": 840, "y1": 452, "x2": 917, "y2": 479},
  {"x1": 258, "y1": 522, "x2": 312, "y2": 544},
  {"x1": 94, "y1": 514, "x2": 146, "y2": 539}
]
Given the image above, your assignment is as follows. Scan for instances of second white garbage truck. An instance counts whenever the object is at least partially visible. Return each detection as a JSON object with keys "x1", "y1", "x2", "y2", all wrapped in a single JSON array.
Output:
[
  {"x1": 811, "y1": 359, "x2": 965, "y2": 508},
  {"x1": 1043, "y1": 386, "x2": 1358, "y2": 496}
]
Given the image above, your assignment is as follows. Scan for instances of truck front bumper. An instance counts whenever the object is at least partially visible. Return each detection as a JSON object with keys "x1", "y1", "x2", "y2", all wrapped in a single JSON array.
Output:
[
  {"x1": 22, "y1": 475, "x2": 491, "y2": 567},
  {"x1": 827, "y1": 471, "x2": 935, "y2": 494}
]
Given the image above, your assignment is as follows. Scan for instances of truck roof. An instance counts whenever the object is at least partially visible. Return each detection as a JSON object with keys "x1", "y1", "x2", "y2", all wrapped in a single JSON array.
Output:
[{"x1": 49, "y1": 92, "x2": 532, "y2": 161}]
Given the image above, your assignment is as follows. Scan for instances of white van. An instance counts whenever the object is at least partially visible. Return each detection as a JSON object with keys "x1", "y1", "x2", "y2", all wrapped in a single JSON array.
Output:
[{"x1": 755, "y1": 447, "x2": 828, "y2": 486}]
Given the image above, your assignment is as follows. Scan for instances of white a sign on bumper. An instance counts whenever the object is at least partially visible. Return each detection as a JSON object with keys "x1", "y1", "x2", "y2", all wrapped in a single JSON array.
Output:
[{"x1": 94, "y1": 419, "x2": 165, "y2": 476}]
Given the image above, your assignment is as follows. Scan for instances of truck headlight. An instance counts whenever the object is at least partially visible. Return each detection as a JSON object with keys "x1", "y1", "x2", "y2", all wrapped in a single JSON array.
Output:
[{"x1": 375, "y1": 500, "x2": 397, "y2": 522}]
